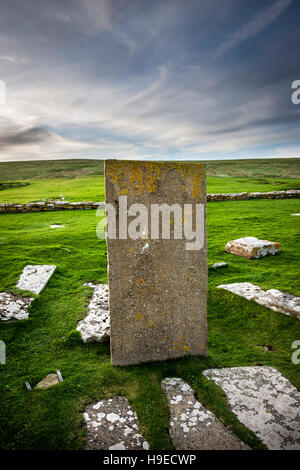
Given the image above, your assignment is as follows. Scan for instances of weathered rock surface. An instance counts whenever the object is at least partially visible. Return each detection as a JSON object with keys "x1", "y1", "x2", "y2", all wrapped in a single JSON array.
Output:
[
  {"x1": 161, "y1": 377, "x2": 249, "y2": 450},
  {"x1": 203, "y1": 367, "x2": 300, "y2": 450},
  {"x1": 225, "y1": 237, "x2": 281, "y2": 259},
  {"x1": 77, "y1": 283, "x2": 110, "y2": 343},
  {"x1": 0, "y1": 191, "x2": 299, "y2": 213},
  {"x1": 16, "y1": 265, "x2": 56, "y2": 294},
  {"x1": 106, "y1": 160, "x2": 207, "y2": 366},
  {"x1": 218, "y1": 282, "x2": 300, "y2": 320},
  {"x1": 34, "y1": 373, "x2": 60, "y2": 390},
  {"x1": 0, "y1": 292, "x2": 33, "y2": 321},
  {"x1": 84, "y1": 396, "x2": 149, "y2": 450}
]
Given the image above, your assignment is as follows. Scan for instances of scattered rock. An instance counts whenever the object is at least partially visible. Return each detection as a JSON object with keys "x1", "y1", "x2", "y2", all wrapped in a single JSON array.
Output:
[
  {"x1": 34, "y1": 373, "x2": 60, "y2": 390},
  {"x1": 84, "y1": 396, "x2": 149, "y2": 450},
  {"x1": 77, "y1": 283, "x2": 110, "y2": 343},
  {"x1": 218, "y1": 282, "x2": 300, "y2": 320},
  {"x1": 16, "y1": 265, "x2": 56, "y2": 295},
  {"x1": 56, "y1": 370, "x2": 64, "y2": 382},
  {"x1": 210, "y1": 262, "x2": 228, "y2": 270},
  {"x1": 225, "y1": 237, "x2": 281, "y2": 259},
  {"x1": 49, "y1": 225, "x2": 65, "y2": 228},
  {"x1": 291, "y1": 213, "x2": 300, "y2": 216},
  {"x1": 203, "y1": 366, "x2": 300, "y2": 450},
  {"x1": 161, "y1": 377, "x2": 249, "y2": 450},
  {"x1": 0, "y1": 292, "x2": 33, "y2": 321}
]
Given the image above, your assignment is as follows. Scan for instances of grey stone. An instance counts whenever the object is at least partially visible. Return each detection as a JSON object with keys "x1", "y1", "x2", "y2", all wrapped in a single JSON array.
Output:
[
  {"x1": 218, "y1": 282, "x2": 300, "y2": 320},
  {"x1": 105, "y1": 160, "x2": 207, "y2": 366},
  {"x1": 16, "y1": 265, "x2": 56, "y2": 294},
  {"x1": 77, "y1": 283, "x2": 110, "y2": 342},
  {"x1": 161, "y1": 377, "x2": 249, "y2": 450},
  {"x1": 34, "y1": 373, "x2": 60, "y2": 390},
  {"x1": 84, "y1": 396, "x2": 149, "y2": 450},
  {"x1": 0, "y1": 292, "x2": 34, "y2": 321},
  {"x1": 225, "y1": 237, "x2": 281, "y2": 259},
  {"x1": 203, "y1": 366, "x2": 300, "y2": 450}
]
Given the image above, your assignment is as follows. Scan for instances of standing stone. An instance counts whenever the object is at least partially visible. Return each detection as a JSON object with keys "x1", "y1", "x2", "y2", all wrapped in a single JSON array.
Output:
[{"x1": 105, "y1": 160, "x2": 207, "y2": 366}]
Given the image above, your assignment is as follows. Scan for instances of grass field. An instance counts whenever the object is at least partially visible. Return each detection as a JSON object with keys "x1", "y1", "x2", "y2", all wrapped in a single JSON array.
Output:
[
  {"x1": 0, "y1": 158, "x2": 299, "y2": 450},
  {"x1": 0, "y1": 158, "x2": 299, "y2": 203}
]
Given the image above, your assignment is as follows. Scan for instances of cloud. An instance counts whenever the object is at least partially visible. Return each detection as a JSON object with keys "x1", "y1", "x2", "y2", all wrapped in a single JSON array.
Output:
[{"x1": 215, "y1": 0, "x2": 293, "y2": 57}]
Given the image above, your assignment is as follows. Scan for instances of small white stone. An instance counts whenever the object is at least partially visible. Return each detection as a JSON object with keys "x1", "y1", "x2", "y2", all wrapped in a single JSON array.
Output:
[{"x1": 109, "y1": 442, "x2": 125, "y2": 450}]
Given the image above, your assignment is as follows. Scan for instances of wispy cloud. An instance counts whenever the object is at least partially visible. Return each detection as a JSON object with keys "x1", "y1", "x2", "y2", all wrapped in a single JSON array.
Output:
[{"x1": 215, "y1": 0, "x2": 293, "y2": 57}]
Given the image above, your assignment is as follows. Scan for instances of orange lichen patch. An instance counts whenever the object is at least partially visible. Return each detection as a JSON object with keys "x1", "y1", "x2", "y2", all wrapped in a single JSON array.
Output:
[
  {"x1": 200, "y1": 344, "x2": 205, "y2": 350},
  {"x1": 162, "y1": 337, "x2": 167, "y2": 342},
  {"x1": 182, "y1": 345, "x2": 191, "y2": 351},
  {"x1": 147, "y1": 321, "x2": 157, "y2": 329},
  {"x1": 274, "y1": 242, "x2": 281, "y2": 249},
  {"x1": 135, "y1": 312, "x2": 144, "y2": 321}
]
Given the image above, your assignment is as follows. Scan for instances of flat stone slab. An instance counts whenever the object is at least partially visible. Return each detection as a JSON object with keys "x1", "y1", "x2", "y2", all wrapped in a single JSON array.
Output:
[
  {"x1": 203, "y1": 367, "x2": 300, "y2": 450},
  {"x1": 218, "y1": 282, "x2": 300, "y2": 320},
  {"x1": 291, "y1": 213, "x2": 300, "y2": 216},
  {"x1": 49, "y1": 224, "x2": 65, "y2": 228},
  {"x1": 161, "y1": 377, "x2": 249, "y2": 450},
  {"x1": 106, "y1": 160, "x2": 207, "y2": 366},
  {"x1": 84, "y1": 396, "x2": 149, "y2": 450},
  {"x1": 77, "y1": 283, "x2": 110, "y2": 343},
  {"x1": 225, "y1": 237, "x2": 280, "y2": 259},
  {"x1": 0, "y1": 292, "x2": 34, "y2": 321},
  {"x1": 16, "y1": 265, "x2": 56, "y2": 294},
  {"x1": 34, "y1": 373, "x2": 60, "y2": 390}
]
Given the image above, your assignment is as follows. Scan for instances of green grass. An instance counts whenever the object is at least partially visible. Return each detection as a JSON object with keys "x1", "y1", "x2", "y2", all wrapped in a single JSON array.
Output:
[{"x1": 0, "y1": 197, "x2": 299, "y2": 450}]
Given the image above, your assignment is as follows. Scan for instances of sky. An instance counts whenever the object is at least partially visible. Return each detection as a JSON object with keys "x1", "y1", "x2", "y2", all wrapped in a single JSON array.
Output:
[{"x1": 0, "y1": 0, "x2": 299, "y2": 162}]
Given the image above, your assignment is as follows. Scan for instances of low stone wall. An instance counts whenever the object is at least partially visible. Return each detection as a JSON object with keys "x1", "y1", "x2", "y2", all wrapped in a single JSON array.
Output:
[{"x1": 0, "y1": 190, "x2": 299, "y2": 213}]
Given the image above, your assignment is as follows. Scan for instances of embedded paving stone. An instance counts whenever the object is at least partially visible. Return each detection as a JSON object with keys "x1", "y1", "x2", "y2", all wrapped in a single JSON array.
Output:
[
  {"x1": 77, "y1": 283, "x2": 110, "y2": 343},
  {"x1": 16, "y1": 265, "x2": 56, "y2": 295},
  {"x1": 106, "y1": 160, "x2": 207, "y2": 366},
  {"x1": 34, "y1": 373, "x2": 60, "y2": 390},
  {"x1": 161, "y1": 377, "x2": 249, "y2": 450},
  {"x1": 0, "y1": 292, "x2": 34, "y2": 321},
  {"x1": 218, "y1": 282, "x2": 300, "y2": 320},
  {"x1": 84, "y1": 396, "x2": 149, "y2": 450},
  {"x1": 203, "y1": 367, "x2": 300, "y2": 450},
  {"x1": 225, "y1": 237, "x2": 281, "y2": 259}
]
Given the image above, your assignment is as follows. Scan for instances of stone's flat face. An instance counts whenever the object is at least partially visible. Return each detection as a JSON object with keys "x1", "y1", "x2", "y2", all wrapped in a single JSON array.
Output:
[
  {"x1": 84, "y1": 396, "x2": 149, "y2": 450},
  {"x1": 16, "y1": 265, "x2": 56, "y2": 294},
  {"x1": 34, "y1": 373, "x2": 60, "y2": 390},
  {"x1": 49, "y1": 224, "x2": 65, "y2": 228},
  {"x1": 77, "y1": 283, "x2": 110, "y2": 342},
  {"x1": 161, "y1": 377, "x2": 249, "y2": 450},
  {"x1": 203, "y1": 367, "x2": 300, "y2": 450},
  {"x1": 0, "y1": 292, "x2": 34, "y2": 321},
  {"x1": 105, "y1": 160, "x2": 207, "y2": 366},
  {"x1": 218, "y1": 282, "x2": 300, "y2": 320},
  {"x1": 225, "y1": 237, "x2": 281, "y2": 259}
]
